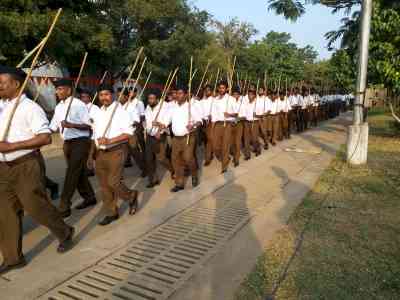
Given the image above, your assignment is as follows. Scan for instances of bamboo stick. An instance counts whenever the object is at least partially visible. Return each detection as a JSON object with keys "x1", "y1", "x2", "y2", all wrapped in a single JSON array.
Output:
[
  {"x1": 125, "y1": 56, "x2": 147, "y2": 108},
  {"x1": 1, "y1": 8, "x2": 62, "y2": 142},
  {"x1": 137, "y1": 71, "x2": 152, "y2": 101},
  {"x1": 195, "y1": 60, "x2": 211, "y2": 98},
  {"x1": 155, "y1": 68, "x2": 179, "y2": 121},
  {"x1": 187, "y1": 56, "x2": 194, "y2": 145},
  {"x1": 90, "y1": 70, "x2": 109, "y2": 106},
  {"x1": 16, "y1": 39, "x2": 45, "y2": 68},
  {"x1": 101, "y1": 47, "x2": 144, "y2": 138},
  {"x1": 61, "y1": 51, "x2": 88, "y2": 133}
]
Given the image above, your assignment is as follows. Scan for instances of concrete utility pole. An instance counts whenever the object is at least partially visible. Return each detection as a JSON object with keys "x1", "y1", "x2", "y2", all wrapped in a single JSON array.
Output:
[{"x1": 346, "y1": 0, "x2": 372, "y2": 165}]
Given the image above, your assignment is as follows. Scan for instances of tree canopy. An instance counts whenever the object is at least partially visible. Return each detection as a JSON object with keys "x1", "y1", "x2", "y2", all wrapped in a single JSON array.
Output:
[
  {"x1": 268, "y1": 0, "x2": 400, "y2": 93},
  {"x1": 1, "y1": 0, "x2": 325, "y2": 90}
]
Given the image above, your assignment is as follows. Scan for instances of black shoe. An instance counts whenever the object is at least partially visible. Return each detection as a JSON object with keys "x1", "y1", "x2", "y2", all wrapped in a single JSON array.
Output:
[
  {"x1": 171, "y1": 186, "x2": 184, "y2": 193},
  {"x1": 59, "y1": 209, "x2": 71, "y2": 219},
  {"x1": 221, "y1": 169, "x2": 228, "y2": 174},
  {"x1": 98, "y1": 215, "x2": 119, "y2": 226},
  {"x1": 129, "y1": 190, "x2": 139, "y2": 215},
  {"x1": 244, "y1": 156, "x2": 251, "y2": 161},
  {"x1": 140, "y1": 170, "x2": 147, "y2": 178},
  {"x1": 146, "y1": 180, "x2": 160, "y2": 188},
  {"x1": 192, "y1": 177, "x2": 199, "y2": 188},
  {"x1": 75, "y1": 199, "x2": 97, "y2": 210},
  {"x1": 0, "y1": 259, "x2": 27, "y2": 275},
  {"x1": 264, "y1": 144, "x2": 269, "y2": 150},
  {"x1": 234, "y1": 161, "x2": 239, "y2": 167},
  {"x1": 271, "y1": 142, "x2": 277, "y2": 146},
  {"x1": 49, "y1": 183, "x2": 59, "y2": 201},
  {"x1": 57, "y1": 227, "x2": 75, "y2": 253},
  {"x1": 204, "y1": 160, "x2": 212, "y2": 166}
]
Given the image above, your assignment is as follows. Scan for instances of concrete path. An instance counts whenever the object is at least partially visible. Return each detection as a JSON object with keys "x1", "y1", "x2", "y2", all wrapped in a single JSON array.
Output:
[{"x1": 0, "y1": 113, "x2": 352, "y2": 300}]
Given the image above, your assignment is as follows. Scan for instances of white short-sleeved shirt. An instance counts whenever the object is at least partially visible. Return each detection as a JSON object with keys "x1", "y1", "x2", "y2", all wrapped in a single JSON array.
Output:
[
  {"x1": 278, "y1": 98, "x2": 292, "y2": 113},
  {"x1": 164, "y1": 101, "x2": 203, "y2": 137},
  {"x1": 0, "y1": 94, "x2": 51, "y2": 162},
  {"x1": 288, "y1": 95, "x2": 298, "y2": 107},
  {"x1": 122, "y1": 101, "x2": 140, "y2": 126},
  {"x1": 50, "y1": 97, "x2": 91, "y2": 140},
  {"x1": 0, "y1": 100, "x2": 9, "y2": 120},
  {"x1": 270, "y1": 99, "x2": 280, "y2": 115},
  {"x1": 210, "y1": 94, "x2": 236, "y2": 122},
  {"x1": 200, "y1": 96, "x2": 214, "y2": 120},
  {"x1": 86, "y1": 103, "x2": 101, "y2": 123},
  {"x1": 233, "y1": 96, "x2": 247, "y2": 118},
  {"x1": 129, "y1": 98, "x2": 145, "y2": 117},
  {"x1": 92, "y1": 101, "x2": 133, "y2": 150},
  {"x1": 144, "y1": 102, "x2": 170, "y2": 136}
]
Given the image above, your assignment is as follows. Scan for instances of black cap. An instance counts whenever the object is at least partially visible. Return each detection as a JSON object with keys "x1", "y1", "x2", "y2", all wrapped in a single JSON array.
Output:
[
  {"x1": 53, "y1": 78, "x2": 73, "y2": 88},
  {"x1": 97, "y1": 84, "x2": 114, "y2": 93},
  {"x1": 117, "y1": 87, "x2": 129, "y2": 96},
  {"x1": 176, "y1": 85, "x2": 188, "y2": 93},
  {"x1": 147, "y1": 88, "x2": 161, "y2": 99},
  {"x1": 128, "y1": 87, "x2": 138, "y2": 93},
  {"x1": 77, "y1": 87, "x2": 91, "y2": 95},
  {"x1": 0, "y1": 65, "x2": 26, "y2": 83},
  {"x1": 231, "y1": 86, "x2": 241, "y2": 94},
  {"x1": 248, "y1": 89, "x2": 257, "y2": 95}
]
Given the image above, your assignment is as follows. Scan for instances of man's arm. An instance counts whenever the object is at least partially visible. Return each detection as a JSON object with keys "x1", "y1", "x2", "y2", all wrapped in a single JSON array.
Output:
[
  {"x1": 61, "y1": 121, "x2": 92, "y2": 131},
  {"x1": 97, "y1": 133, "x2": 130, "y2": 146},
  {"x1": 0, "y1": 133, "x2": 51, "y2": 153}
]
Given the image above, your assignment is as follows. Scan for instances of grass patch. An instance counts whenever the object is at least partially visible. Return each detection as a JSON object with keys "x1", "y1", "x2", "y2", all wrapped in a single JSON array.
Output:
[{"x1": 235, "y1": 109, "x2": 400, "y2": 300}]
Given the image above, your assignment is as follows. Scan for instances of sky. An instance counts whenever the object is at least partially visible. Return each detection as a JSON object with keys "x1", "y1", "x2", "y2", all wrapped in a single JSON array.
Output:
[{"x1": 193, "y1": 0, "x2": 355, "y2": 60}]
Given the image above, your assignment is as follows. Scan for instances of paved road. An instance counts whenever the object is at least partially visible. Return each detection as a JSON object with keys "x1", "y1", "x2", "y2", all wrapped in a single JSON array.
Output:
[{"x1": 0, "y1": 113, "x2": 352, "y2": 300}]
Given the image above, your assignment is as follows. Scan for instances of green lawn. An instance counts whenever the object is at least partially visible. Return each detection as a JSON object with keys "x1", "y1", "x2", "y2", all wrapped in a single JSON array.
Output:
[{"x1": 235, "y1": 108, "x2": 400, "y2": 300}]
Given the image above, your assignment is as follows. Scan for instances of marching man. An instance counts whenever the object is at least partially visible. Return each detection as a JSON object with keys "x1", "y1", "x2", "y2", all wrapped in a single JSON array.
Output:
[
  {"x1": 163, "y1": 86, "x2": 202, "y2": 192},
  {"x1": 50, "y1": 79, "x2": 97, "y2": 217},
  {"x1": 0, "y1": 66, "x2": 75, "y2": 274},
  {"x1": 88, "y1": 84, "x2": 139, "y2": 226}
]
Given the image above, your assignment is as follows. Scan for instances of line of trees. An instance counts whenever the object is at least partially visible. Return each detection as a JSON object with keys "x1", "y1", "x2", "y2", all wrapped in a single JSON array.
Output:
[
  {"x1": 268, "y1": 0, "x2": 400, "y2": 93},
  {"x1": 0, "y1": 0, "x2": 347, "y2": 92}
]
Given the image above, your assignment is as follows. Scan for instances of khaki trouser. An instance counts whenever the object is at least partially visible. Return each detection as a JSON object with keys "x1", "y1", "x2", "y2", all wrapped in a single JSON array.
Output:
[
  {"x1": 213, "y1": 122, "x2": 232, "y2": 172},
  {"x1": 128, "y1": 134, "x2": 145, "y2": 171},
  {"x1": 230, "y1": 121, "x2": 244, "y2": 164},
  {"x1": 0, "y1": 153, "x2": 70, "y2": 265},
  {"x1": 205, "y1": 121, "x2": 214, "y2": 163},
  {"x1": 259, "y1": 117, "x2": 269, "y2": 147},
  {"x1": 95, "y1": 144, "x2": 136, "y2": 217},
  {"x1": 145, "y1": 134, "x2": 173, "y2": 182},
  {"x1": 243, "y1": 120, "x2": 261, "y2": 157},
  {"x1": 280, "y1": 112, "x2": 290, "y2": 139},
  {"x1": 266, "y1": 115, "x2": 280, "y2": 144},
  {"x1": 60, "y1": 137, "x2": 96, "y2": 212},
  {"x1": 171, "y1": 133, "x2": 197, "y2": 187}
]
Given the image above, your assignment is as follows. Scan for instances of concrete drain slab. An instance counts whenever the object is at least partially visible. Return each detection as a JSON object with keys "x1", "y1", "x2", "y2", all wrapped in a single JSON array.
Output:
[{"x1": 41, "y1": 191, "x2": 263, "y2": 300}]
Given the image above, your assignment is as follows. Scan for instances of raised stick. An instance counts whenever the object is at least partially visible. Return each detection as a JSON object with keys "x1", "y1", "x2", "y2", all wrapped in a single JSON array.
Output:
[
  {"x1": 101, "y1": 47, "x2": 144, "y2": 138},
  {"x1": 252, "y1": 78, "x2": 260, "y2": 129},
  {"x1": 154, "y1": 67, "x2": 179, "y2": 123},
  {"x1": 195, "y1": 60, "x2": 211, "y2": 98},
  {"x1": 90, "y1": 70, "x2": 109, "y2": 106},
  {"x1": 160, "y1": 70, "x2": 173, "y2": 101},
  {"x1": 61, "y1": 51, "x2": 88, "y2": 133},
  {"x1": 137, "y1": 71, "x2": 152, "y2": 100},
  {"x1": 125, "y1": 56, "x2": 148, "y2": 109},
  {"x1": 187, "y1": 56, "x2": 194, "y2": 145},
  {"x1": 224, "y1": 56, "x2": 236, "y2": 127},
  {"x1": 16, "y1": 39, "x2": 45, "y2": 68},
  {"x1": 1, "y1": 8, "x2": 62, "y2": 141}
]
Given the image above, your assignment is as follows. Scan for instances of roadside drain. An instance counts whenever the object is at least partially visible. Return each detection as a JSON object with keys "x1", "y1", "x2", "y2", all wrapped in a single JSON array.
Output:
[{"x1": 41, "y1": 194, "x2": 258, "y2": 300}]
